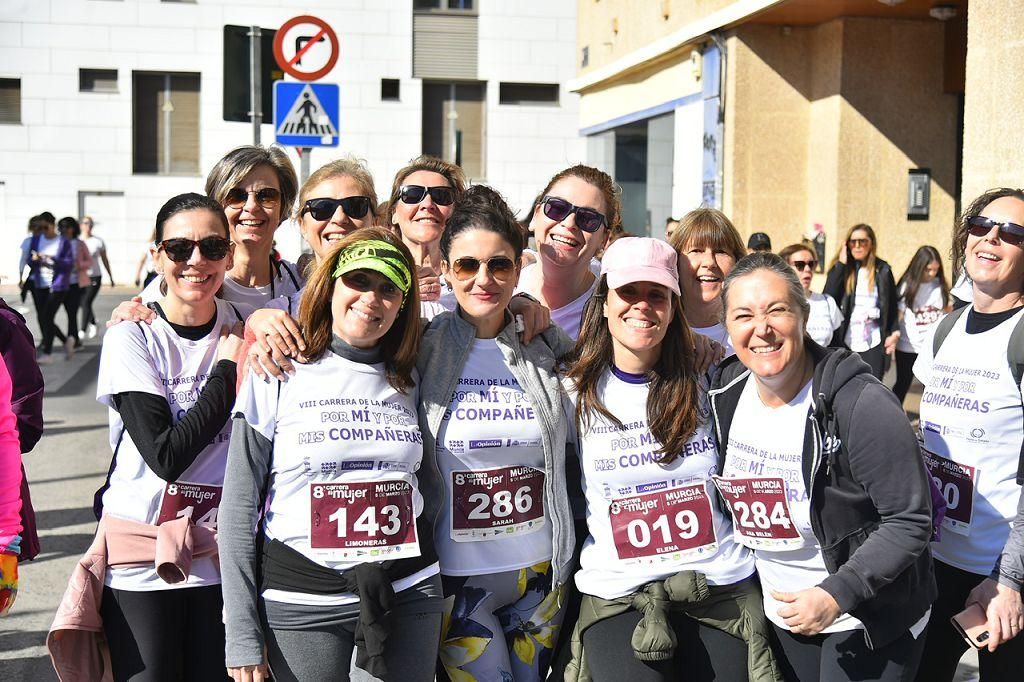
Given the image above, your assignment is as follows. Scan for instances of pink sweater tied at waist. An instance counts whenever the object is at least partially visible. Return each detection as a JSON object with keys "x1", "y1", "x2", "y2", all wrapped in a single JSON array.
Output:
[{"x1": 47, "y1": 514, "x2": 219, "y2": 682}]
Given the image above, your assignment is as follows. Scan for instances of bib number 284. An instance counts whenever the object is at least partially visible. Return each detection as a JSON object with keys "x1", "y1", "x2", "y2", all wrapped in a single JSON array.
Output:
[{"x1": 712, "y1": 476, "x2": 802, "y2": 550}]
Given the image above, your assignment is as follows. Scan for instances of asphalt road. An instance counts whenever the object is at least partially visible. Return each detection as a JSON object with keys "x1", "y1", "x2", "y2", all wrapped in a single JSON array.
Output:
[{"x1": 0, "y1": 285, "x2": 979, "y2": 681}]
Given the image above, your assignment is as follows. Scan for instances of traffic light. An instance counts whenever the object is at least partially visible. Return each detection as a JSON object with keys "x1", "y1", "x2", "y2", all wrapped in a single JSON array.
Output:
[{"x1": 223, "y1": 25, "x2": 282, "y2": 123}]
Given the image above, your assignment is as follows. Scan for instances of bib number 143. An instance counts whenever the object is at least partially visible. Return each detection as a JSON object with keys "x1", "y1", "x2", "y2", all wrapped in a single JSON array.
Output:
[{"x1": 309, "y1": 480, "x2": 420, "y2": 560}]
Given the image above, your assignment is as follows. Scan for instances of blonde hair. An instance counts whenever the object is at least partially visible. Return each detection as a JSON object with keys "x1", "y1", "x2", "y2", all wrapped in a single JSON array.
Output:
[{"x1": 297, "y1": 156, "x2": 378, "y2": 221}]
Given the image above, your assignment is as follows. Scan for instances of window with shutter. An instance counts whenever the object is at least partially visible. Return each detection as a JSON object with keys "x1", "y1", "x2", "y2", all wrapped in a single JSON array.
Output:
[
  {"x1": 0, "y1": 79, "x2": 21, "y2": 124},
  {"x1": 132, "y1": 72, "x2": 200, "y2": 175}
]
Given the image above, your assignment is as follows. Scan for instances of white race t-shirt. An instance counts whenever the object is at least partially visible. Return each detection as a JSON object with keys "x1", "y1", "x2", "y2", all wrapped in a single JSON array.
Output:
[
  {"x1": 693, "y1": 322, "x2": 735, "y2": 358},
  {"x1": 951, "y1": 272, "x2": 973, "y2": 304},
  {"x1": 897, "y1": 280, "x2": 945, "y2": 354},
  {"x1": 141, "y1": 259, "x2": 303, "y2": 309},
  {"x1": 844, "y1": 270, "x2": 881, "y2": 352},
  {"x1": 434, "y1": 339, "x2": 550, "y2": 575},
  {"x1": 84, "y1": 235, "x2": 106, "y2": 278},
  {"x1": 571, "y1": 370, "x2": 754, "y2": 600},
  {"x1": 515, "y1": 263, "x2": 597, "y2": 341},
  {"x1": 33, "y1": 234, "x2": 62, "y2": 288},
  {"x1": 236, "y1": 352, "x2": 436, "y2": 606},
  {"x1": 914, "y1": 308, "x2": 1024, "y2": 575},
  {"x1": 420, "y1": 279, "x2": 457, "y2": 322},
  {"x1": 720, "y1": 379, "x2": 862, "y2": 633},
  {"x1": 97, "y1": 299, "x2": 244, "y2": 591},
  {"x1": 806, "y1": 292, "x2": 843, "y2": 347}
]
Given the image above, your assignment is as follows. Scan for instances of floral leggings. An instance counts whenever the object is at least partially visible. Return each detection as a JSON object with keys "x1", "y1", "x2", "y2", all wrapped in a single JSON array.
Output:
[{"x1": 440, "y1": 562, "x2": 565, "y2": 682}]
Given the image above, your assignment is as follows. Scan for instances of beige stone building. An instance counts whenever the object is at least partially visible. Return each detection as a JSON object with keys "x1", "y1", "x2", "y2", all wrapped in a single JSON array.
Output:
[{"x1": 572, "y1": 0, "x2": 1023, "y2": 278}]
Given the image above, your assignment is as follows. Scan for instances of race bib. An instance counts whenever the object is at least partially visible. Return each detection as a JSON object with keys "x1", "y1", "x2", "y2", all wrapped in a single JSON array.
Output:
[
  {"x1": 309, "y1": 480, "x2": 420, "y2": 561},
  {"x1": 609, "y1": 483, "x2": 717, "y2": 564},
  {"x1": 712, "y1": 476, "x2": 802, "y2": 550},
  {"x1": 921, "y1": 449, "x2": 976, "y2": 536},
  {"x1": 450, "y1": 466, "x2": 545, "y2": 542},
  {"x1": 157, "y1": 482, "x2": 221, "y2": 530}
]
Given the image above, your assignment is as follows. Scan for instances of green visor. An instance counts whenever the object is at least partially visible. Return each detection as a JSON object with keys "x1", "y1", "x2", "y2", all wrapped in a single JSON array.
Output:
[{"x1": 331, "y1": 239, "x2": 413, "y2": 297}]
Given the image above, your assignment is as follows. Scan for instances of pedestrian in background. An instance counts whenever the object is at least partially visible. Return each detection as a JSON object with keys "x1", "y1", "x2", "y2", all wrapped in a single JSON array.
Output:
[
  {"x1": 79, "y1": 215, "x2": 116, "y2": 340},
  {"x1": 58, "y1": 217, "x2": 92, "y2": 353},
  {"x1": 778, "y1": 243, "x2": 843, "y2": 348},
  {"x1": 27, "y1": 213, "x2": 74, "y2": 364},
  {"x1": 892, "y1": 245, "x2": 949, "y2": 404},
  {"x1": 748, "y1": 232, "x2": 772, "y2": 254},
  {"x1": 824, "y1": 224, "x2": 899, "y2": 379}
]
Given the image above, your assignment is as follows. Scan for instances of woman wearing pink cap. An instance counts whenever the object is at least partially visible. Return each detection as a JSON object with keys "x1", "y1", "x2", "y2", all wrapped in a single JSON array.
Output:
[{"x1": 562, "y1": 237, "x2": 778, "y2": 681}]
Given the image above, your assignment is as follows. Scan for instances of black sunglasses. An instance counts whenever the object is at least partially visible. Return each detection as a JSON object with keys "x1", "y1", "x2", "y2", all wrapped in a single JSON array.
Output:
[
  {"x1": 302, "y1": 196, "x2": 371, "y2": 221},
  {"x1": 399, "y1": 185, "x2": 455, "y2": 206},
  {"x1": 967, "y1": 215, "x2": 1024, "y2": 247},
  {"x1": 449, "y1": 256, "x2": 517, "y2": 281},
  {"x1": 225, "y1": 187, "x2": 281, "y2": 209},
  {"x1": 540, "y1": 196, "x2": 607, "y2": 233},
  {"x1": 157, "y1": 236, "x2": 232, "y2": 263},
  {"x1": 790, "y1": 259, "x2": 818, "y2": 271}
]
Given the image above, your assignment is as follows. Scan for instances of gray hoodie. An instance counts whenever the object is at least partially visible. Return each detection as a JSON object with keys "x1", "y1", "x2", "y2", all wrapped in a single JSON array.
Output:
[{"x1": 417, "y1": 311, "x2": 577, "y2": 585}]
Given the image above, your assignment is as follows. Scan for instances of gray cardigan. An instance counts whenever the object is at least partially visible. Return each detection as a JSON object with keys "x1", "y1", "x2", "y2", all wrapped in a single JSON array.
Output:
[{"x1": 417, "y1": 311, "x2": 576, "y2": 585}]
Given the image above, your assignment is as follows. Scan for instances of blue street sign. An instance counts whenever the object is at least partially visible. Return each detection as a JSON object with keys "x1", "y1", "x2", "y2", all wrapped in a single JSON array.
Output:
[{"x1": 273, "y1": 81, "x2": 339, "y2": 147}]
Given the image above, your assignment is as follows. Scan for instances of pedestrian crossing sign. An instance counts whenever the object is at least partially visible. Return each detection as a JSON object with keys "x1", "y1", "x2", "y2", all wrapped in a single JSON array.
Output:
[{"x1": 273, "y1": 81, "x2": 339, "y2": 147}]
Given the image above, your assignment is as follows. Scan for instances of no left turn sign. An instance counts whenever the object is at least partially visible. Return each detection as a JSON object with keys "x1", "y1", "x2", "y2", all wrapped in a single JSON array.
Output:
[{"x1": 273, "y1": 15, "x2": 340, "y2": 82}]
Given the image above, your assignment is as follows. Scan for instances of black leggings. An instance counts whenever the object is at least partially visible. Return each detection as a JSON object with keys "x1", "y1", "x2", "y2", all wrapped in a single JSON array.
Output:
[
  {"x1": 915, "y1": 560, "x2": 1024, "y2": 681},
  {"x1": 100, "y1": 585, "x2": 230, "y2": 682},
  {"x1": 37, "y1": 287, "x2": 68, "y2": 353},
  {"x1": 63, "y1": 284, "x2": 83, "y2": 342},
  {"x1": 81, "y1": 275, "x2": 102, "y2": 330},
  {"x1": 581, "y1": 608, "x2": 749, "y2": 681},
  {"x1": 892, "y1": 350, "x2": 918, "y2": 404},
  {"x1": 771, "y1": 622, "x2": 926, "y2": 681}
]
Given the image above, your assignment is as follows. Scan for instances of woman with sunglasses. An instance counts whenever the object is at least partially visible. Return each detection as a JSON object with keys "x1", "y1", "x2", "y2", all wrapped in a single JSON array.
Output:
[
  {"x1": 823, "y1": 225, "x2": 898, "y2": 379},
  {"x1": 892, "y1": 245, "x2": 949, "y2": 405},
  {"x1": 913, "y1": 189, "x2": 1024, "y2": 681},
  {"x1": 515, "y1": 164, "x2": 617, "y2": 341},
  {"x1": 778, "y1": 244, "x2": 843, "y2": 348},
  {"x1": 220, "y1": 227, "x2": 442, "y2": 682},
  {"x1": 122, "y1": 145, "x2": 301, "y2": 321},
  {"x1": 386, "y1": 155, "x2": 466, "y2": 320},
  {"x1": 563, "y1": 237, "x2": 775, "y2": 682},
  {"x1": 418, "y1": 185, "x2": 575, "y2": 682},
  {"x1": 86, "y1": 193, "x2": 245, "y2": 680},
  {"x1": 667, "y1": 208, "x2": 747, "y2": 357}
]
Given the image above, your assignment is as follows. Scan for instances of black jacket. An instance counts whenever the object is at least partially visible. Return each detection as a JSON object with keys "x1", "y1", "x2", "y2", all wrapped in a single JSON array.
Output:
[
  {"x1": 824, "y1": 258, "x2": 898, "y2": 348},
  {"x1": 709, "y1": 342, "x2": 936, "y2": 649}
]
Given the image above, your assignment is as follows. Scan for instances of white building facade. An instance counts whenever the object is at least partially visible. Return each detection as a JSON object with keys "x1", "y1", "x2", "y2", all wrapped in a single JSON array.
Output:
[{"x1": 0, "y1": 0, "x2": 583, "y2": 283}]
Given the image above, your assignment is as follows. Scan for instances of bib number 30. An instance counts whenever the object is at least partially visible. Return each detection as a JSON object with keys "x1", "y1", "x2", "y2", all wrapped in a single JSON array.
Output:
[
  {"x1": 451, "y1": 466, "x2": 545, "y2": 542},
  {"x1": 921, "y1": 450, "x2": 976, "y2": 536},
  {"x1": 309, "y1": 480, "x2": 420, "y2": 560}
]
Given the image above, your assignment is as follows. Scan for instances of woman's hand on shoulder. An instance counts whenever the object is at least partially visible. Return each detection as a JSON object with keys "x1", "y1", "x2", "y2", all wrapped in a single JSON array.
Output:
[
  {"x1": 771, "y1": 587, "x2": 841, "y2": 636},
  {"x1": 107, "y1": 296, "x2": 155, "y2": 327},
  {"x1": 509, "y1": 294, "x2": 551, "y2": 344},
  {"x1": 245, "y1": 310, "x2": 309, "y2": 382},
  {"x1": 216, "y1": 322, "x2": 246, "y2": 364},
  {"x1": 968, "y1": 577, "x2": 1024, "y2": 652},
  {"x1": 692, "y1": 333, "x2": 725, "y2": 374}
]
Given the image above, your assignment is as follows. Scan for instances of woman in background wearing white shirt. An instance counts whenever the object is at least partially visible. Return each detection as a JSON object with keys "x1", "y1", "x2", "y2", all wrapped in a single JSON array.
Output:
[
  {"x1": 778, "y1": 243, "x2": 842, "y2": 348},
  {"x1": 892, "y1": 245, "x2": 949, "y2": 404}
]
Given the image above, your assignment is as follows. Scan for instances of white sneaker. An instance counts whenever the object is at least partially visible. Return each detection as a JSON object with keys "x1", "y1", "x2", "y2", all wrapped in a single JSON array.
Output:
[
  {"x1": 37, "y1": 353, "x2": 53, "y2": 366},
  {"x1": 64, "y1": 337, "x2": 76, "y2": 360},
  {"x1": 87, "y1": 323, "x2": 98, "y2": 339}
]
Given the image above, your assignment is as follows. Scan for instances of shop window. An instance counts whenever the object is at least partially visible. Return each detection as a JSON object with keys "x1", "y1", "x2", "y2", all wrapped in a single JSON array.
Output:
[{"x1": 133, "y1": 72, "x2": 200, "y2": 175}]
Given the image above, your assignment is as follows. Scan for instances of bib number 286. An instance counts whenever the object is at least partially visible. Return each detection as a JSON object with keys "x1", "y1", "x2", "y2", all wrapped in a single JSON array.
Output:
[{"x1": 451, "y1": 466, "x2": 545, "y2": 542}]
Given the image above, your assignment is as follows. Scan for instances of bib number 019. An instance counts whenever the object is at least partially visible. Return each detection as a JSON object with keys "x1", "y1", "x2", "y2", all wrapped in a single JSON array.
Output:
[{"x1": 624, "y1": 509, "x2": 700, "y2": 548}]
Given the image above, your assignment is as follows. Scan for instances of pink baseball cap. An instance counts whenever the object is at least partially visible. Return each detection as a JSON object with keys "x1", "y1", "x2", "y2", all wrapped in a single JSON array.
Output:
[{"x1": 600, "y1": 237, "x2": 681, "y2": 296}]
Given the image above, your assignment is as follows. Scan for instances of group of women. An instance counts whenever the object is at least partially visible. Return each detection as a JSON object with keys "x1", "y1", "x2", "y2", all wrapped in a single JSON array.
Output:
[
  {"x1": 18, "y1": 213, "x2": 114, "y2": 363},
  {"x1": 43, "y1": 142, "x2": 1024, "y2": 682}
]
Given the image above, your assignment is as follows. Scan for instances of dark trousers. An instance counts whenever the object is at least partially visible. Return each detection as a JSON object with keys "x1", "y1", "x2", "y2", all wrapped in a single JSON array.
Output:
[
  {"x1": 63, "y1": 284, "x2": 83, "y2": 343},
  {"x1": 892, "y1": 350, "x2": 918, "y2": 404},
  {"x1": 581, "y1": 608, "x2": 750, "y2": 681},
  {"x1": 915, "y1": 560, "x2": 1024, "y2": 681},
  {"x1": 855, "y1": 342, "x2": 887, "y2": 380},
  {"x1": 772, "y1": 622, "x2": 926, "y2": 682},
  {"x1": 81, "y1": 275, "x2": 102, "y2": 331},
  {"x1": 100, "y1": 584, "x2": 230, "y2": 682},
  {"x1": 37, "y1": 287, "x2": 68, "y2": 353}
]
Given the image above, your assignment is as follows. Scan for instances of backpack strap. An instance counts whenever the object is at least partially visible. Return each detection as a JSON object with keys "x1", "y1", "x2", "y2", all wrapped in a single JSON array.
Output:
[
  {"x1": 932, "y1": 305, "x2": 969, "y2": 357},
  {"x1": 1007, "y1": 314, "x2": 1024, "y2": 484}
]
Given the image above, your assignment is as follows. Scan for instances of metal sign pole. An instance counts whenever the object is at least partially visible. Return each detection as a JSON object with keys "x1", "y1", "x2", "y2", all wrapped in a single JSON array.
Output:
[
  {"x1": 249, "y1": 25, "x2": 262, "y2": 145},
  {"x1": 300, "y1": 147, "x2": 311, "y2": 184}
]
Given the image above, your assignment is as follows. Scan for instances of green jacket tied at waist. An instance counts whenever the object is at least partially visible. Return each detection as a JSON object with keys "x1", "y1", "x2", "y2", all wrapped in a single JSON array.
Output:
[{"x1": 564, "y1": 571, "x2": 782, "y2": 682}]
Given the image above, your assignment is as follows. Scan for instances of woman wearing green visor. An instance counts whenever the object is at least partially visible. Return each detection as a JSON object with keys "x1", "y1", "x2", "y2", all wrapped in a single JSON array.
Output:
[{"x1": 219, "y1": 227, "x2": 444, "y2": 682}]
